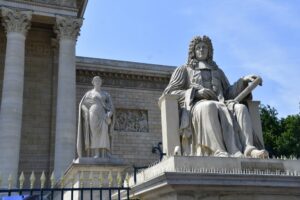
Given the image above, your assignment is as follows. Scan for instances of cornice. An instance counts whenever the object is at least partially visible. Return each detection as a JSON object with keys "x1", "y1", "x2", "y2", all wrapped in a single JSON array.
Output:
[{"x1": 76, "y1": 68, "x2": 170, "y2": 91}]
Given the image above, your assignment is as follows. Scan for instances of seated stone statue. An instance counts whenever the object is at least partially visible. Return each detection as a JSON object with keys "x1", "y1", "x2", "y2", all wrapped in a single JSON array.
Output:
[
  {"x1": 163, "y1": 36, "x2": 268, "y2": 158},
  {"x1": 77, "y1": 76, "x2": 114, "y2": 158}
]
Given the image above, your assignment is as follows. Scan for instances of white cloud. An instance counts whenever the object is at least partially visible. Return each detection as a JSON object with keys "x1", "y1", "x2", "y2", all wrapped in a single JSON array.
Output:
[{"x1": 187, "y1": 0, "x2": 300, "y2": 116}]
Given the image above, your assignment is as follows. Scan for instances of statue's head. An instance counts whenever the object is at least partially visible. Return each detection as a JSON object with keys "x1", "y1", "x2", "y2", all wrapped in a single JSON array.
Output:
[
  {"x1": 187, "y1": 35, "x2": 215, "y2": 67},
  {"x1": 92, "y1": 76, "x2": 102, "y2": 87}
]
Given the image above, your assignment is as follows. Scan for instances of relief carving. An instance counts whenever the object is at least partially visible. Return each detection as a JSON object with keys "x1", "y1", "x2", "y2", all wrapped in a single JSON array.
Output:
[{"x1": 114, "y1": 109, "x2": 148, "y2": 132}]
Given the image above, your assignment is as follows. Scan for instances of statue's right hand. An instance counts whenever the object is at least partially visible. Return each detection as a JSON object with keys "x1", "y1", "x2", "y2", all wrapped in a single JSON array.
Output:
[{"x1": 195, "y1": 88, "x2": 218, "y2": 100}]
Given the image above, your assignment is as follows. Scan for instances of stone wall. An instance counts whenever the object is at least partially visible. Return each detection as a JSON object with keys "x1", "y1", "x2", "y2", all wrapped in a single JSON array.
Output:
[
  {"x1": 0, "y1": 32, "x2": 174, "y2": 181},
  {"x1": 18, "y1": 26, "x2": 56, "y2": 181},
  {"x1": 76, "y1": 57, "x2": 174, "y2": 168},
  {"x1": 76, "y1": 86, "x2": 163, "y2": 166}
]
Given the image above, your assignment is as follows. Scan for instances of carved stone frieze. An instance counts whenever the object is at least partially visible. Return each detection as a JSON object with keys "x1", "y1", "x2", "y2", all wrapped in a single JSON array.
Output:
[
  {"x1": 1, "y1": 7, "x2": 32, "y2": 35},
  {"x1": 114, "y1": 109, "x2": 149, "y2": 132},
  {"x1": 76, "y1": 69, "x2": 170, "y2": 90},
  {"x1": 54, "y1": 16, "x2": 83, "y2": 40}
]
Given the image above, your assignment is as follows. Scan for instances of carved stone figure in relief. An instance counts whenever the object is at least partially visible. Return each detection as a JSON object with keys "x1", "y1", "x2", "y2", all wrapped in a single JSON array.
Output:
[
  {"x1": 77, "y1": 76, "x2": 114, "y2": 158},
  {"x1": 163, "y1": 36, "x2": 268, "y2": 158}
]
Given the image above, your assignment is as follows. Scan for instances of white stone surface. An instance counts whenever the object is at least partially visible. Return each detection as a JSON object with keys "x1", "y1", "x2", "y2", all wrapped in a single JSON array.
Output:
[
  {"x1": 0, "y1": 7, "x2": 31, "y2": 187},
  {"x1": 159, "y1": 94, "x2": 181, "y2": 156},
  {"x1": 247, "y1": 100, "x2": 265, "y2": 148},
  {"x1": 162, "y1": 36, "x2": 268, "y2": 158},
  {"x1": 126, "y1": 156, "x2": 300, "y2": 200},
  {"x1": 58, "y1": 159, "x2": 127, "y2": 200},
  {"x1": 53, "y1": 16, "x2": 82, "y2": 179}
]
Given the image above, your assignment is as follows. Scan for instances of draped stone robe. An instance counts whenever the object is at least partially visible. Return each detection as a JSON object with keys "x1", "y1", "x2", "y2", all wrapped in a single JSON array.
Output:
[
  {"x1": 77, "y1": 89, "x2": 114, "y2": 158},
  {"x1": 163, "y1": 63, "x2": 255, "y2": 156}
]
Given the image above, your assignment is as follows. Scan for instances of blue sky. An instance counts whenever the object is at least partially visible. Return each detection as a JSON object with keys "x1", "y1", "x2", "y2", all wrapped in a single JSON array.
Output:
[{"x1": 77, "y1": 0, "x2": 300, "y2": 117}]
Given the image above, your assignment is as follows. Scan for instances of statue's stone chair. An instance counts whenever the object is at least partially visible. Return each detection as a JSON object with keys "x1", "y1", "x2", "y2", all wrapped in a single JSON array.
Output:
[{"x1": 159, "y1": 94, "x2": 265, "y2": 156}]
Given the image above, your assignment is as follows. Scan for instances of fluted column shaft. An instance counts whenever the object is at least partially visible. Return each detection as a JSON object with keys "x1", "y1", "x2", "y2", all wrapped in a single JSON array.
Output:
[
  {"x1": 54, "y1": 16, "x2": 82, "y2": 179},
  {"x1": 0, "y1": 7, "x2": 31, "y2": 186}
]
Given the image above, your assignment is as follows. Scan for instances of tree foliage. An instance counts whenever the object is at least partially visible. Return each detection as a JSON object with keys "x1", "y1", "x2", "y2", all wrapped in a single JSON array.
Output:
[{"x1": 260, "y1": 105, "x2": 300, "y2": 158}]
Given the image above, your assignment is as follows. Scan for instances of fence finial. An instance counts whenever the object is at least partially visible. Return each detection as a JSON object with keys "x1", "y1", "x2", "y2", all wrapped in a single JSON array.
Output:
[
  {"x1": 30, "y1": 171, "x2": 36, "y2": 189},
  {"x1": 89, "y1": 172, "x2": 93, "y2": 187},
  {"x1": 40, "y1": 171, "x2": 46, "y2": 189},
  {"x1": 19, "y1": 172, "x2": 25, "y2": 189},
  {"x1": 69, "y1": 174, "x2": 75, "y2": 188},
  {"x1": 117, "y1": 171, "x2": 122, "y2": 187},
  {"x1": 50, "y1": 171, "x2": 55, "y2": 188},
  {"x1": 80, "y1": 171, "x2": 84, "y2": 188},
  {"x1": 125, "y1": 173, "x2": 130, "y2": 187},
  {"x1": 108, "y1": 171, "x2": 113, "y2": 187},
  {"x1": 60, "y1": 172, "x2": 65, "y2": 188},
  {"x1": 8, "y1": 174, "x2": 13, "y2": 189},
  {"x1": 98, "y1": 172, "x2": 103, "y2": 187}
]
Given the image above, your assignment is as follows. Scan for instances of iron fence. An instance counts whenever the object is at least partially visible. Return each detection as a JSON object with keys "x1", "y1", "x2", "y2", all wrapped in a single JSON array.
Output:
[{"x1": 0, "y1": 187, "x2": 130, "y2": 200}]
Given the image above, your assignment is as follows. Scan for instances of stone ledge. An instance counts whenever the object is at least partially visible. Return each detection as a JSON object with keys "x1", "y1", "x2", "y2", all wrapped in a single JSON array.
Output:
[{"x1": 124, "y1": 156, "x2": 300, "y2": 200}]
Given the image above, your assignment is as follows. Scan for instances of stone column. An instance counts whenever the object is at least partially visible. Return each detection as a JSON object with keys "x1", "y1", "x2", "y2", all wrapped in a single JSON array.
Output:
[
  {"x1": 53, "y1": 16, "x2": 82, "y2": 179},
  {"x1": 0, "y1": 7, "x2": 31, "y2": 186}
]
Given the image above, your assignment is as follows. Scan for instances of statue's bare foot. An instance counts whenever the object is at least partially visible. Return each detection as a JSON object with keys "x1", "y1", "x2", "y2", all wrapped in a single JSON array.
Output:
[{"x1": 250, "y1": 149, "x2": 269, "y2": 159}]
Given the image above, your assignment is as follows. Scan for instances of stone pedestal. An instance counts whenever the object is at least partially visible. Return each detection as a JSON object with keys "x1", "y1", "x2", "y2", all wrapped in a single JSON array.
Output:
[
  {"x1": 58, "y1": 157, "x2": 127, "y2": 200},
  {"x1": 124, "y1": 156, "x2": 300, "y2": 200}
]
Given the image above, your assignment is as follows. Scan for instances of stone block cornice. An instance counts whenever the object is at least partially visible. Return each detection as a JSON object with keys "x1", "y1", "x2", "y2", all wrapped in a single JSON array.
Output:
[
  {"x1": 76, "y1": 69, "x2": 170, "y2": 90},
  {"x1": 1, "y1": 7, "x2": 32, "y2": 35}
]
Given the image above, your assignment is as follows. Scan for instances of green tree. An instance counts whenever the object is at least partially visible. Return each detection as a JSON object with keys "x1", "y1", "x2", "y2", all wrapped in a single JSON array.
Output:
[
  {"x1": 275, "y1": 115, "x2": 300, "y2": 157},
  {"x1": 260, "y1": 105, "x2": 282, "y2": 156},
  {"x1": 260, "y1": 104, "x2": 300, "y2": 158}
]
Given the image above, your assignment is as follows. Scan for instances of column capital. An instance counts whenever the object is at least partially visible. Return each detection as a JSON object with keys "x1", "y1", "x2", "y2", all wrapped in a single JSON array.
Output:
[
  {"x1": 1, "y1": 7, "x2": 32, "y2": 36},
  {"x1": 54, "y1": 16, "x2": 83, "y2": 40}
]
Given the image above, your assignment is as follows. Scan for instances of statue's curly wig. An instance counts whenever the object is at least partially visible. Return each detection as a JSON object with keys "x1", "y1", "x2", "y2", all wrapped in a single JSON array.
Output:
[{"x1": 187, "y1": 35, "x2": 217, "y2": 68}]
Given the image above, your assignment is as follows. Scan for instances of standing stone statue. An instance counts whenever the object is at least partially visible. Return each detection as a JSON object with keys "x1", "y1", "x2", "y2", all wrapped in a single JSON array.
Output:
[
  {"x1": 163, "y1": 35, "x2": 268, "y2": 158},
  {"x1": 77, "y1": 76, "x2": 114, "y2": 158}
]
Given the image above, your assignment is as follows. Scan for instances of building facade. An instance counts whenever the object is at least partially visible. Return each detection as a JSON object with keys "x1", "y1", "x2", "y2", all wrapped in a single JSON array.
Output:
[{"x1": 0, "y1": 0, "x2": 174, "y2": 186}]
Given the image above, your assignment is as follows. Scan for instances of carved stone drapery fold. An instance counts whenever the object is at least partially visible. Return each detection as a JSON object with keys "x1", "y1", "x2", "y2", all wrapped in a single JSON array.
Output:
[
  {"x1": 1, "y1": 7, "x2": 32, "y2": 35},
  {"x1": 54, "y1": 16, "x2": 83, "y2": 40}
]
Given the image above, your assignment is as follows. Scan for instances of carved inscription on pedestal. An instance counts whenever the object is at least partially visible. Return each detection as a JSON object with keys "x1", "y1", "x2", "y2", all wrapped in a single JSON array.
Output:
[{"x1": 114, "y1": 109, "x2": 149, "y2": 132}]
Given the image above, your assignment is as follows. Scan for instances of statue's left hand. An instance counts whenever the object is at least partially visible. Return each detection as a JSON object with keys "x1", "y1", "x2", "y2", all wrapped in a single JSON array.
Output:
[{"x1": 106, "y1": 112, "x2": 112, "y2": 124}]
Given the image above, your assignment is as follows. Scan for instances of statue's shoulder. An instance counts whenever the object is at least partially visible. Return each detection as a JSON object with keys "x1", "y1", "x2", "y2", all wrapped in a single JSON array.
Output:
[
  {"x1": 215, "y1": 67, "x2": 226, "y2": 77},
  {"x1": 82, "y1": 90, "x2": 91, "y2": 96},
  {"x1": 172, "y1": 64, "x2": 188, "y2": 74}
]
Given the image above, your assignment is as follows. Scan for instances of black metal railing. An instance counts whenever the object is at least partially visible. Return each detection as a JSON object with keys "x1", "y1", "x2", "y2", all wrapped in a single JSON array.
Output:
[{"x1": 0, "y1": 187, "x2": 130, "y2": 200}]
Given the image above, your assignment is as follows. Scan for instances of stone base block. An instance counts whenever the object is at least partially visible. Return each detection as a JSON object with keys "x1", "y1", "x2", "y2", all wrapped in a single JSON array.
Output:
[
  {"x1": 58, "y1": 157, "x2": 127, "y2": 200},
  {"x1": 125, "y1": 156, "x2": 300, "y2": 200}
]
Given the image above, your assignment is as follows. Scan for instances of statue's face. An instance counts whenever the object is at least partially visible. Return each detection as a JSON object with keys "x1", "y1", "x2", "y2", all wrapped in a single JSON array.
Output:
[
  {"x1": 195, "y1": 42, "x2": 208, "y2": 61},
  {"x1": 92, "y1": 77, "x2": 102, "y2": 87}
]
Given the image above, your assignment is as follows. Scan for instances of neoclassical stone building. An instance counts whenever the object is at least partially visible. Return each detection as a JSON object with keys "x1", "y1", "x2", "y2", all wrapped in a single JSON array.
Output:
[{"x1": 0, "y1": 0, "x2": 173, "y2": 186}]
